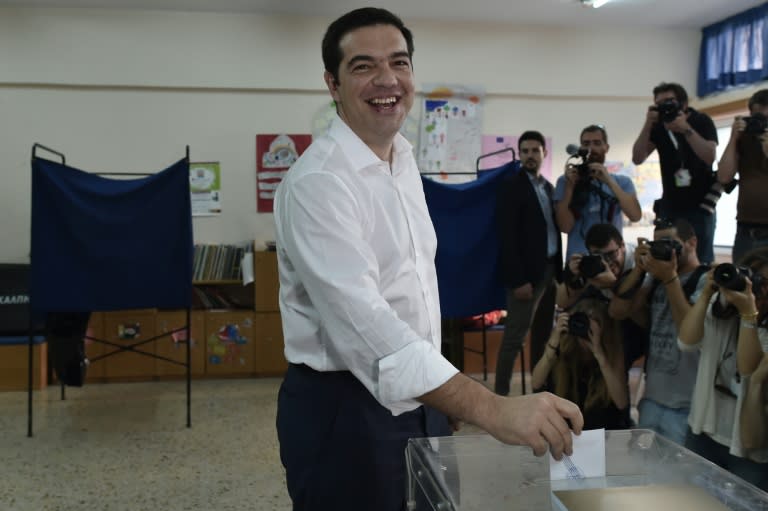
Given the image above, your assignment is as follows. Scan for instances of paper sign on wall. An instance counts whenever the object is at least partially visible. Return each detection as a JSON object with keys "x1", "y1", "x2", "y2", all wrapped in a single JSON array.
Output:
[{"x1": 256, "y1": 134, "x2": 312, "y2": 213}]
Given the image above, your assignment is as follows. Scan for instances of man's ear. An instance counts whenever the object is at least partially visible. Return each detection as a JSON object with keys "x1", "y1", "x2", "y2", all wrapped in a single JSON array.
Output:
[{"x1": 324, "y1": 71, "x2": 340, "y2": 101}]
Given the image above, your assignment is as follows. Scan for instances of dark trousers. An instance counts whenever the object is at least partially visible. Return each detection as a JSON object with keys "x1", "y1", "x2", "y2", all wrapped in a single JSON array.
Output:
[
  {"x1": 495, "y1": 262, "x2": 556, "y2": 396},
  {"x1": 277, "y1": 363, "x2": 452, "y2": 511}
]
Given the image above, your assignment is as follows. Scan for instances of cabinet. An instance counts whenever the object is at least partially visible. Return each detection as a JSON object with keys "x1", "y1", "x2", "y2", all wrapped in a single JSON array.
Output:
[
  {"x1": 204, "y1": 310, "x2": 255, "y2": 375},
  {"x1": 69, "y1": 247, "x2": 286, "y2": 383},
  {"x1": 101, "y1": 309, "x2": 157, "y2": 380},
  {"x1": 254, "y1": 312, "x2": 288, "y2": 375},
  {"x1": 254, "y1": 251, "x2": 279, "y2": 312},
  {"x1": 85, "y1": 312, "x2": 105, "y2": 381},
  {"x1": 156, "y1": 310, "x2": 206, "y2": 377}
]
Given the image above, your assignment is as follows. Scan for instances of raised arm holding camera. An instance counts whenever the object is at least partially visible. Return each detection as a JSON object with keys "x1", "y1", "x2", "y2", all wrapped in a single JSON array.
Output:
[
  {"x1": 609, "y1": 218, "x2": 708, "y2": 444},
  {"x1": 531, "y1": 297, "x2": 630, "y2": 430},
  {"x1": 677, "y1": 249, "x2": 768, "y2": 491},
  {"x1": 555, "y1": 125, "x2": 641, "y2": 259},
  {"x1": 632, "y1": 82, "x2": 719, "y2": 264},
  {"x1": 717, "y1": 89, "x2": 768, "y2": 263}
]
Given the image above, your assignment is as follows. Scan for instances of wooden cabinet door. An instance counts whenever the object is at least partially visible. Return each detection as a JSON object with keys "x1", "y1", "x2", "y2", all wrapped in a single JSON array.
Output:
[
  {"x1": 254, "y1": 312, "x2": 287, "y2": 376},
  {"x1": 155, "y1": 310, "x2": 205, "y2": 377},
  {"x1": 101, "y1": 309, "x2": 157, "y2": 380}
]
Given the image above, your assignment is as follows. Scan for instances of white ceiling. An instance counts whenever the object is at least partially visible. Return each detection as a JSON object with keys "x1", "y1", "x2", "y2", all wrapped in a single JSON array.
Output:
[{"x1": 0, "y1": 0, "x2": 764, "y2": 29}]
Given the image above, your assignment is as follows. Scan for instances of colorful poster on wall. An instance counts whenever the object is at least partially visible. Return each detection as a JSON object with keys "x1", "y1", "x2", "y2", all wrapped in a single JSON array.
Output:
[
  {"x1": 418, "y1": 84, "x2": 484, "y2": 182},
  {"x1": 480, "y1": 135, "x2": 554, "y2": 180},
  {"x1": 256, "y1": 134, "x2": 312, "y2": 213},
  {"x1": 189, "y1": 162, "x2": 222, "y2": 216}
]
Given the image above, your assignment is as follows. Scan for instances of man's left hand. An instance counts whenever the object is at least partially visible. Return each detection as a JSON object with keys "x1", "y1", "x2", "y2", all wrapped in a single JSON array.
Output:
[
  {"x1": 665, "y1": 110, "x2": 691, "y2": 134},
  {"x1": 589, "y1": 163, "x2": 611, "y2": 184},
  {"x1": 644, "y1": 250, "x2": 677, "y2": 282}
]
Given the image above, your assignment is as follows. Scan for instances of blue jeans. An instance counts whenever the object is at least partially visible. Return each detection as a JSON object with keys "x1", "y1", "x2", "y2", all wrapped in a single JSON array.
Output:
[
  {"x1": 732, "y1": 225, "x2": 768, "y2": 264},
  {"x1": 685, "y1": 429, "x2": 768, "y2": 492},
  {"x1": 637, "y1": 398, "x2": 690, "y2": 446}
]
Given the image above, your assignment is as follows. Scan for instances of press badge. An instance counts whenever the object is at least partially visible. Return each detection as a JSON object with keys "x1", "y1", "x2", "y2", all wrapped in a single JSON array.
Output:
[{"x1": 674, "y1": 168, "x2": 692, "y2": 187}]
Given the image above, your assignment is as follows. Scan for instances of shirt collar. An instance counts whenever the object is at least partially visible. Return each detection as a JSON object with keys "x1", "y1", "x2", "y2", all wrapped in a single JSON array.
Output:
[
  {"x1": 328, "y1": 115, "x2": 413, "y2": 173},
  {"x1": 525, "y1": 170, "x2": 544, "y2": 186}
]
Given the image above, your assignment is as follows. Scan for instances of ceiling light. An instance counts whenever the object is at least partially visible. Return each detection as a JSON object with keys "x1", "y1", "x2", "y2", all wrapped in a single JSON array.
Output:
[{"x1": 581, "y1": 0, "x2": 613, "y2": 8}]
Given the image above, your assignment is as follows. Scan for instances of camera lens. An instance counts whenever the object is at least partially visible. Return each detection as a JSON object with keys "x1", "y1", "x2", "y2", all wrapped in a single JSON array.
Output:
[{"x1": 713, "y1": 263, "x2": 748, "y2": 292}]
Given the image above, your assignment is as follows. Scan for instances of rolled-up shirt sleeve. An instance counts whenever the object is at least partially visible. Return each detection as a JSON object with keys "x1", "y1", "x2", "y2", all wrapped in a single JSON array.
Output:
[{"x1": 378, "y1": 340, "x2": 458, "y2": 405}]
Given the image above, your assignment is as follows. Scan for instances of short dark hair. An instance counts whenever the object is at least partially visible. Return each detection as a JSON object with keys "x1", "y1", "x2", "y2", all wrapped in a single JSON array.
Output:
[
  {"x1": 518, "y1": 130, "x2": 546, "y2": 151},
  {"x1": 585, "y1": 223, "x2": 623, "y2": 249},
  {"x1": 654, "y1": 217, "x2": 695, "y2": 241},
  {"x1": 580, "y1": 124, "x2": 608, "y2": 144},
  {"x1": 653, "y1": 82, "x2": 689, "y2": 105},
  {"x1": 322, "y1": 8, "x2": 414, "y2": 83},
  {"x1": 748, "y1": 89, "x2": 768, "y2": 111}
]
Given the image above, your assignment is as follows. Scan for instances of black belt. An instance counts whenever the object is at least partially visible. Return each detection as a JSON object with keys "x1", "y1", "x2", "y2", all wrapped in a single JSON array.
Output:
[
  {"x1": 737, "y1": 224, "x2": 768, "y2": 240},
  {"x1": 289, "y1": 362, "x2": 351, "y2": 375}
]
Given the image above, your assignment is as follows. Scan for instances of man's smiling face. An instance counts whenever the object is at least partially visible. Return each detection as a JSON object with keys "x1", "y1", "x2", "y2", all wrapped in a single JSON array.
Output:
[{"x1": 325, "y1": 23, "x2": 414, "y2": 155}]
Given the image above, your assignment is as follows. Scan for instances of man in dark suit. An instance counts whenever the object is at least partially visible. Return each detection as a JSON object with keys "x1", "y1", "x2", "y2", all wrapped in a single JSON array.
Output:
[{"x1": 495, "y1": 130, "x2": 563, "y2": 396}]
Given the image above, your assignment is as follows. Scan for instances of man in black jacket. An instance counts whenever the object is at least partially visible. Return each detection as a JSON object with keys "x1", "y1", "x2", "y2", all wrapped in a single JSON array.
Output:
[{"x1": 495, "y1": 131, "x2": 562, "y2": 396}]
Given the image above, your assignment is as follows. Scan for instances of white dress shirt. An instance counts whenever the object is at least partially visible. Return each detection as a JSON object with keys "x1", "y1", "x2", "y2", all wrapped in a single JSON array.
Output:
[{"x1": 274, "y1": 116, "x2": 459, "y2": 416}]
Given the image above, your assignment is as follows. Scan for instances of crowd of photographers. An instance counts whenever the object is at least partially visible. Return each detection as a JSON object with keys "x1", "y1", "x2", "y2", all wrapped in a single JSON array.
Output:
[{"x1": 496, "y1": 82, "x2": 768, "y2": 490}]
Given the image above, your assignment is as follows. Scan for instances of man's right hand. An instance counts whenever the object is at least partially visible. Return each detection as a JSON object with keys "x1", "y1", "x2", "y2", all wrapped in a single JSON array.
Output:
[
  {"x1": 645, "y1": 105, "x2": 660, "y2": 125},
  {"x1": 487, "y1": 392, "x2": 584, "y2": 460},
  {"x1": 731, "y1": 115, "x2": 746, "y2": 140},
  {"x1": 567, "y1": 254, "x2": 583, "y2": 276},
  {"x1": 513, "y1": 283, "x2": 534, "y2": 300},
  {"x1": 563, "y1": 164, "x2": 579, "y2": 185}
]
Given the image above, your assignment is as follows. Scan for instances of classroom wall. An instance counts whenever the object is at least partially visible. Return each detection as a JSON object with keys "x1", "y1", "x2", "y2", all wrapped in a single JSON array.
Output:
[{"x1": 0, "y1": 7, "x2": 702, "y2": 262}]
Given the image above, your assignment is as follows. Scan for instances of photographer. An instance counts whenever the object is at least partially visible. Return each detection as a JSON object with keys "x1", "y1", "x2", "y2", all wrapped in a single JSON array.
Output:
[
  {"x1": 531, "y1": 297, "x2": 630, "y2": 430},
  {"x1": 555, "y1": 124, "x2": 642, "y2": 258},
  {"x1": 677, "y1": 249, "x2": 768, "y2": 490},
  {"x1": 610, "y1": 218, "x2": 708, "y2": 444},
  {"x1": 717, "y1": 89, "x2": 768, "y2": 262},
  {"x1": 632, "y1": 82, "x2": 719, "y2": 264},
  {"x1": 557, "y1": 223, "x2": 635, "y2": 310}
]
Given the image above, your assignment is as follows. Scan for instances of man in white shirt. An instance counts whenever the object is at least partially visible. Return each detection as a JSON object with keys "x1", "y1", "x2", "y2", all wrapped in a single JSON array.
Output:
[{"x1": 274, "y1": 8, "x2": 583, "y2": 511}]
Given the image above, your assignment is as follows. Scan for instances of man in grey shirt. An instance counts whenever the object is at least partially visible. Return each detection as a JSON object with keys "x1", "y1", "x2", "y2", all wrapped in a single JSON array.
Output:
[{"x1": 610, "y1": 218, "x2": 707, "y2": 444}]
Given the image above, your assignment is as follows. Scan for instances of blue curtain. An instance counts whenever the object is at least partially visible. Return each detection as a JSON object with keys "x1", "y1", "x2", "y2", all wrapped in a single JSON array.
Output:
[
  {"x1": 421, "y1": 161, "x2": 518, "y2": 317},
  {"x1": 30, "y1": 158, "x2": 193, "y2": 312},
  {"x1": 698, "y1": 3, "x2": 768, "y2": 97}
]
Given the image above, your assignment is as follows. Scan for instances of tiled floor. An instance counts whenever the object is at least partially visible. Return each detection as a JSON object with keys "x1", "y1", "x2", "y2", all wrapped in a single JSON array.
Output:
[
  {"x1": 0, "y1": 378, "x2": 292, "y2": 511},
  {"x1": 0, "y1": 368, "x2": 643, "y2": 510}
]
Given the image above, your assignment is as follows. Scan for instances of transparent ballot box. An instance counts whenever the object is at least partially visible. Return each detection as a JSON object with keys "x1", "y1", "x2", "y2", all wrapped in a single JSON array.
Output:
[{"x1": 405, "y1": 429, "x2": 768, "y2": 511}]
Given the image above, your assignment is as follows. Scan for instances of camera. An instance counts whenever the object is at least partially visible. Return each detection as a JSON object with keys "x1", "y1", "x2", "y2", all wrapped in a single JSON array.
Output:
[
  {"x1": 568, "y1": 311, "x2": 591, "y2": 338},
  {"x1": 743, "y1": 113, "x2": 768, "y2": 135},
  {"x1": 576, "y1": 161, "x2": 592, "y2": 180},
  {"x1": 647, "y1": 239, "x2": 682, "y2": 261},
  {"x1": 579, "y1": 254, "x2": 605, "y2": 279},
  {"x1": 654, "y1": 98, "x2": 681, "y2": 123},
  {"x1": 713, "y1": 263, "x2": 765, "y2": 294}
]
